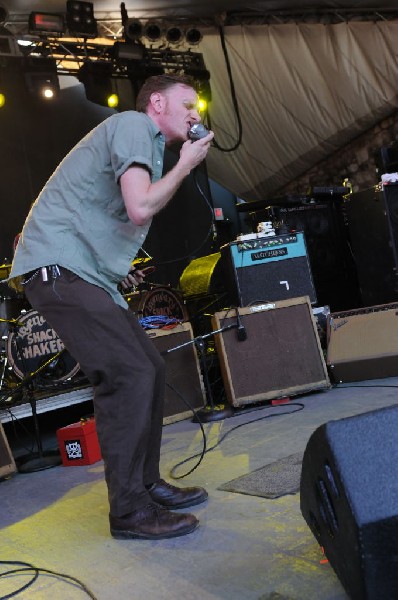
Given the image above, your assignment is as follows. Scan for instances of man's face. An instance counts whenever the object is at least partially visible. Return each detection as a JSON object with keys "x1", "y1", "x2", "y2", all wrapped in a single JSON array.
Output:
[{"x1": 158, "y1": 84, "x2": 201, "y2": 144}]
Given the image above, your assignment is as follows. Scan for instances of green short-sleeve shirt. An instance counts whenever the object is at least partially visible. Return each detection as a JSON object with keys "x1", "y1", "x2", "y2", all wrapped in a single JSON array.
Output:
[{"x1": 10, "y1": 111, "x2": 165, "y2": 308}]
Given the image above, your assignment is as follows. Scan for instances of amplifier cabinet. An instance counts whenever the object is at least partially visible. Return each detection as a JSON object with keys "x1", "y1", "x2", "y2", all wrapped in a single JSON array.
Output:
[
  {"x1": 146, "y1": 323, "x2": 206, "y2": 423},
  {"x1": 220, "y1": 232, "x2": 317, "y2": 306},
  {"x1": 327, "y1": 303, "x2": 398, "y2": 383},
  {"x1": 0, "y1": 422, "x2": 16, "y2": 479},
  {"x1": 345, "y1": 185, "x2": 398, "y2": 305},
  {"x1": 212, "y1": 296, "x2": 329, "y2": 407}
]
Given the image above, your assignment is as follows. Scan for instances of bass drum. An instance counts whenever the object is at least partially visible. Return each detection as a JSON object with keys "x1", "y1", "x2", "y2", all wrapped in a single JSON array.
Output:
[
  {"x1": 126, "y1": 287, "x2": 188, "y2": 321},
  {"x1": 7, "y1": 309, "x2": 80, "y2": 382}
]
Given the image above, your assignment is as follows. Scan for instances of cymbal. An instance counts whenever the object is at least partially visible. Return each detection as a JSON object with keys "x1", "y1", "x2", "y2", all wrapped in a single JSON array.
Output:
[{"x1": 0, "y1": 264, "x2": 11, "y2": 280}]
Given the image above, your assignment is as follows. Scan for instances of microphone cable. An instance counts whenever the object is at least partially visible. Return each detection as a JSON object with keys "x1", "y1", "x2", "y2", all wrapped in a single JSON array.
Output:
[
  {"x1": 169, "y1": 402, "x2": 305, "y2": 480},
  {"x1": 155, "y1": 167, "x2": 217, "y2": 267}
]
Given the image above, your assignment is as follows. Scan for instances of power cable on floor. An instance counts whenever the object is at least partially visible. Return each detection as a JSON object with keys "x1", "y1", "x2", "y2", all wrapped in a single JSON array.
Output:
[
  {"x1": 0, "y1": 560, "x2": 97, "y2": 599},
  {"x1": 169, "y1": 402, "x2": 305, "y2": 480}
]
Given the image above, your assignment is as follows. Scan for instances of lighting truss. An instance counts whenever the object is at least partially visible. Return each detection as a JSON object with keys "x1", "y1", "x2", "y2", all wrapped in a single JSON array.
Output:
[
  {"x1": 3, "y1": 7, "x2": 398, "y2": 40},
  {"x1": 16, "y1": 38, "x2": 208, "y2": 80}
]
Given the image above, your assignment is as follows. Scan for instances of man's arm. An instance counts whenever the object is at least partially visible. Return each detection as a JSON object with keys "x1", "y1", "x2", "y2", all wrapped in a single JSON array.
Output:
[{"x1": 120, "y1": 132, "x2": 213, "y2": 226}]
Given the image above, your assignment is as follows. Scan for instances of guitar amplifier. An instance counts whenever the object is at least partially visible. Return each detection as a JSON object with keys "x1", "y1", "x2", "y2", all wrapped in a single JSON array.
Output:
[
  {"x1": 220, "y1": 232, "x2": 317, "y2": 306},
  {"x1": 327, "y1": 302, "x2": 398, "y2": 382},
  {"x1": 146, "y1": 323, "x2": 206, "y2": 423},
  {"x1": 212, "y1": 296, "x2": 329, "y2": 407}
]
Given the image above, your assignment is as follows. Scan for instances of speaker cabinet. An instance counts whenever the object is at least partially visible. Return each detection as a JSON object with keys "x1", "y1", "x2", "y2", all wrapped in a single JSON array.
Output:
[
  {"x1": 212, "y1": 296, "x2": 329, "y2": 407},
  {"x1": 220, "y1": 233, "x2": 317, "y2": 306},
  {"x1": 326, "y1": 302, "x2": 398, "y2": 383},
  {"x1": 146, "y1": 323, "x2": 206, "y2": 423},
  {"x1": 0, "y1": 422, "x2": 16, "y2": 479},
  {"x1": 277, "y1": 200, "x2": 360, "y2": 310},
  {"x1": 346, "y1": 185, "x2": 398, "y2": 306},
  {"x1": 300, "y1": 405, "x2": 398, "y2": 600}
]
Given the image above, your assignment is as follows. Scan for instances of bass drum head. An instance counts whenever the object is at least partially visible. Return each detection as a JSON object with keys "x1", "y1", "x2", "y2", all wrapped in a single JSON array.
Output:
[
  {"x1": 139, "y1": 287, "x2": 188, "y2": 321},
  {"x1": 7, "y1": 309, "x2": 80, "y2": 382}
]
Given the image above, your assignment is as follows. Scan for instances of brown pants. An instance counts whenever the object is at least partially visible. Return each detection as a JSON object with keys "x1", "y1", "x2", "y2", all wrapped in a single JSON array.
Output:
[{"x1": 25, "y1": 268, "x2": 166, "y2": 517}]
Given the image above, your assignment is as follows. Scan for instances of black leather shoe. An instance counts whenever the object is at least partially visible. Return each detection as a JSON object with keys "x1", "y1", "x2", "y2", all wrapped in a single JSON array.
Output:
[
  {"x1": 110, "y1": 503, "x2": 199, "y2": 540},
  {"x1": 147, "y1": 479, "x2": 208, "y2": 509}
]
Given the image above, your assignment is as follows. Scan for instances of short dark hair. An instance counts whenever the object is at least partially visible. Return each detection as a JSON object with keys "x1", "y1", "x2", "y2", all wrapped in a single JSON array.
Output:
[{"x1": 136, "y1": 73, "x2": 196, "y2": 113}]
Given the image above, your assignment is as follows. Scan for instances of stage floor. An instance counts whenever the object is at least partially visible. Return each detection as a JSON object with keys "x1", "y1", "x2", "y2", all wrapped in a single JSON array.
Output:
[{"x1": 1, "y1": 378, "x2": 398, "y2": 599}]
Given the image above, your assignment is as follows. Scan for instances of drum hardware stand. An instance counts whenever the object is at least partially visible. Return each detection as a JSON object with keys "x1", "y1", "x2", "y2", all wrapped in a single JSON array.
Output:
[
  {"x1": 0, "y1": 340, "x2": 12, "y2": 395},
  {"x1": 163, "y1": 324, "x2": 236, "y2": 422},
  {"x1": 0, "y1": 317, "x2": 22, "y2": 396},
  {"x1": 3, "y1": 318, "x2": 65, "y2": 473}
]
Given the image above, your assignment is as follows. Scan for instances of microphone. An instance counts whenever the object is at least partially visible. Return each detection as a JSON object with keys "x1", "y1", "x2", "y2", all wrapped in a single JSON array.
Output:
[
  {"x1": 235, "y1": 308, "x2": 247, "y2": 342},
  {"x1": 188, "y1": 123, "x2": 209, "y2": 141}
]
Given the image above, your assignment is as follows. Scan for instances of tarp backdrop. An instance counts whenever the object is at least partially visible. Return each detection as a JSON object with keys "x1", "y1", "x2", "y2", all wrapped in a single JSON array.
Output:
[{"x1": 198, "y1": 20, "x2": 398, "y2": 200}]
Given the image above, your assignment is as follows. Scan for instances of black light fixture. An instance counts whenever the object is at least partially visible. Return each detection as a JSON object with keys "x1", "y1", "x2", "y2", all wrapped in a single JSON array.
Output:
[
  {"x1": 28, "y1": 11, "x2": 65, "y2": 35},
  {"x1": 24, "y1": 57, "x2": 60, "y2": 100},
  {"x1": 186, "y1": 27, "x2": 202, "y2": 46},
  {"x1": 78, "y1": 61, "x2": 118, "y2": 108},
  {"x1": 143, "y1": 21, "x2": 163, "y2": 43},
  {"x1": 0, "y1": 35, "x2": 20, "y2": 57},
  {"x1": 124, "y1": 18, "x2": 143, "y2": 42},
  {"x1": 66, "y1": 1, "x2": 98, "y2": 38},
  {"x1": 0, "y1": 5, "x2": 8, "y2": 24},
  {"x1": 112, "y1": 41, "x2": 145, "y2": 61},
  {"x1": 165, "y1": 26, "x2": 184, "y2": 46}
]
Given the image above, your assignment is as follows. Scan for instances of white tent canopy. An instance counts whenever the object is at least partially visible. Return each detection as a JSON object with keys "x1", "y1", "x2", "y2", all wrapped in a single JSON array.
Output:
[
  {"x1": 2, "y1": 1, "x2": 398, "y2": 200},
  {"x1": 199, "y1": 20, "x2": 398, "y2": 200}
]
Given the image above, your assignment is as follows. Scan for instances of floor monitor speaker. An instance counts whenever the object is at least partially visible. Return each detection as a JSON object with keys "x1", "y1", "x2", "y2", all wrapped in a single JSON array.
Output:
[
  {"x1": 300, "y1": 405, "x2": 398, "y2": 600},
  {"x1": 146, "y1": 322, "x2": 206, "y2": 423},
  {"x1": 212, "y1": 296, "x2": 329, "y2": 407}
]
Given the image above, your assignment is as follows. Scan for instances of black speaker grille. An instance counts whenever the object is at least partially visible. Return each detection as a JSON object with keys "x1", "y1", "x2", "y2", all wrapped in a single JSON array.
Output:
[{"x1": 236, "y1": 256, "x2": 317, "y2": 305}]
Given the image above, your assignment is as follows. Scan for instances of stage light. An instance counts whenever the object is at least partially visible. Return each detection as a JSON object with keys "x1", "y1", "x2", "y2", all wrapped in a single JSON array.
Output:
[
  {"x1": 185, "y1": 68, "x2": 212, "y2": 104},
  {"x1": 28, "y1": 11, "x2": 65, "y2": 35},
  {"x1": 143, "y1": 21, "x2": 163, "y2": 43},
  {"x1": 42, "y1": 86, "x2": 55, "y2": 99},
  {"x1": 165, "y1": 26, "x2": 184, "y2": 45},
  {"x1": 186, "y1": 27, "x2": 202, "y2": 46},
  {"x1": 66, "y1": 1, "x2": 98, "y2": 38},
  {"x1": 24, "y1": 57, "x2": 60, "y2": 100},
  {"x1": 0, "y1": 5, "x2": 8, "y2": 24},
  {"x1": 124, "y1": 18, "x2": 143, "y2": 41},
  {"x1": 107, "y1": 93, "x2": 119, "y2": 109},
  {"x1": 0, "y1": 93, "x2": 5, "y2": 107},
  {"x1": 0, "y1": 35, "x2": 21, "y2": 57},
  {"x1": 198, "y1": 97, "x2": 207, "y2": 113},
  {"x1": 112, "y1": 41, "x2": 144, "y2": 61}
]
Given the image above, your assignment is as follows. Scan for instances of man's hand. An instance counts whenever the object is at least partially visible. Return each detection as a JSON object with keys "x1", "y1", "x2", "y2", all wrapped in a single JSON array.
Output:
[
  {"x1": 179, "y1": 131, "x2": 214, "y2": 170},
  {"x1": 119, "y1": 268, "x2": 146, "y2": 291},
  {"x1": 121, "y1": 130, "x2": 214, "y2": 227}
]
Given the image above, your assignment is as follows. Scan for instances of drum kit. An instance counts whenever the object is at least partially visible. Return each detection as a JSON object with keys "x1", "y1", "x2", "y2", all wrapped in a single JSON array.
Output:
[
  {"x1": 0, "y1": 263, "x2": 80, "y2": 406},
  {"x1": 0, "y1": 261, "x2": 188, "y2": 405}
]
